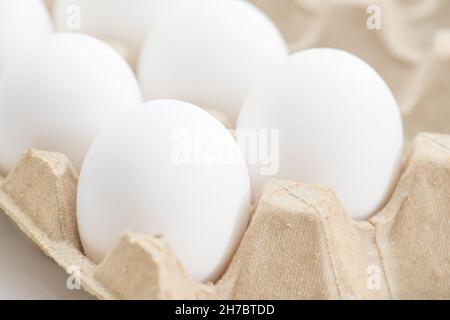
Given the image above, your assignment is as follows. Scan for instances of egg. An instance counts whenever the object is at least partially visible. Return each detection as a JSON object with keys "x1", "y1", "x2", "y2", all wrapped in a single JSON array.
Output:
[
  {"x1": 53, "y1": 0, "x2": 182, "y2": 66},
  {"x1": 0, "y1": 0, "x2": 53, "y2": 73},
  {"x1": 77, "y1": 100, "x2": 251, "y2": 282},
  {"x1": 0, "y1": 33, "x2": 142, "y2": 174},
  {"x1": 236, "y1": 49, "x2": 404, "y2": 220},
  {"x1": 138, "y1": 0, "x2": 288, "y2": 123}
]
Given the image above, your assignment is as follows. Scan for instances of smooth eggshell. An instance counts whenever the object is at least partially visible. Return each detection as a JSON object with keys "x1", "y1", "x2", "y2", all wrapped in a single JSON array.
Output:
[
  {"x1": 53, "y1": 0, "x2": 182, "y2": 66},
  {"x1": 77, "y1": 100, "x2": 251, "y2": 282},
  {"x1": 0, "y1": 33, "x2": 142, "y2": 174},
  {"x1": 0, "y1": 0, "x2": 53, "y2": 73},
  {"x1": 237, "y1": 49, "x2": 404, "y2": 220},
  {"x1": 138, "y1": 0, "x2": 288, "y2": 123}
]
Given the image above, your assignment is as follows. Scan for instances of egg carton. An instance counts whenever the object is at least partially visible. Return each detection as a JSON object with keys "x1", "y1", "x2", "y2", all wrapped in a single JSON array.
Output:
[
  {"x1": 250, "y1": 0, "x2": 450, "y2": 141},
  {"x1": 0, "y1": 132, "x2": 448, "y2": 300}
]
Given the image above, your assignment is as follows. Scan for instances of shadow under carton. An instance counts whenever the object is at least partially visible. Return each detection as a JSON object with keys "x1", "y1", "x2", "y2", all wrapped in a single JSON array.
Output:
[{"x1": 0, "y1": 132, "x2": 449, "y2": 300}]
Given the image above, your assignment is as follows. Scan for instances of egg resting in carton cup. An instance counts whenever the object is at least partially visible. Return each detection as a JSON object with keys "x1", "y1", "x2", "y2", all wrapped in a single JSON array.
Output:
[
  {"x1": 0, "y1": 0, "x2": 448, "y2": 299},
  {"x1": 249, "y1": 0, "x2": 450, "y2": 142},
  {"x1": 0, "y1": 132, "x2": 448, "y2": 299}
]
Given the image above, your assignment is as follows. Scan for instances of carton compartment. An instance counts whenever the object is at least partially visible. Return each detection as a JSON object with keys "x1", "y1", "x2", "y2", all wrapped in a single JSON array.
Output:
[{"x1": 0, "y1": 133, "x2": 448, "y2": 300}]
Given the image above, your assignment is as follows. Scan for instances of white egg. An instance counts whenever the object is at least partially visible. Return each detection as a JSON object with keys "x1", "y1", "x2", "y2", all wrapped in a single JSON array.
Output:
[
  {"x1": 237, "y1": 49, "x2": 404, "y2": 220},
  {"x1": 138, "y1": 0, "x2": 288, "y2": 123},
  {"x1": 0, "y1": 0, "x2": 53, "y2": 73},
  {"x1": 77, "y1": 100, "x2": 251, "y2": 282},
  {"x1": 0, "y1": 33, "x2": 142, "y2": 174},
  {"x1": 53, "y1": 0, "x2": 182, "y2": 66}
]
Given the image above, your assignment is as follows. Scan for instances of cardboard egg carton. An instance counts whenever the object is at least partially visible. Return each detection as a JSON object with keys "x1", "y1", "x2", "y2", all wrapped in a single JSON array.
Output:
[
  {"x1": 0, "y1": 132, "x2": 448, "y2": 300},
  {"x1": 250, "y1": 0, "x2": 450, "y2": 141}
]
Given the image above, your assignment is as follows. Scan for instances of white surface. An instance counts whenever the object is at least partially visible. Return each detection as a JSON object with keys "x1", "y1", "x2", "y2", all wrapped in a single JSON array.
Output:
[
  {"x1": 0, "y1": 0, "x2": 53, "y2": 74},
  {"x1": 0, "y1": 33, "x2": 142, "y2": 175},
  {"x1": 53, "y1": 0, "x2": 182, "y2": 65},
  {"x1": 138, "y1": 0, "x2": 288, "y2": 122},
  {"x1": 0, "y1": 210, "x2": 92, "y2": 300},
  {"x1": 77, "y1": 100, "x2": 251, "y2": 282},
  {"x1": 237, "y1": 49, "x2": 404, "y2": 220}
]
